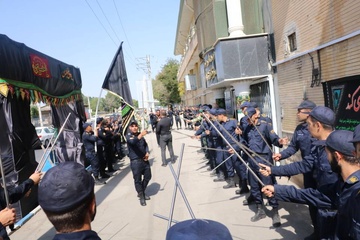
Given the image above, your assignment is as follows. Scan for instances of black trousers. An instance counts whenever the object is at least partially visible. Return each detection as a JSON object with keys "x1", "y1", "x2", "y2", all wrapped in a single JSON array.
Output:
[
  {"x1": 130, "y1": 159, "x2": 152, "y2": 194},
  {"x1": 86, "y1": 152, "x2": 99, "y2": 177}
]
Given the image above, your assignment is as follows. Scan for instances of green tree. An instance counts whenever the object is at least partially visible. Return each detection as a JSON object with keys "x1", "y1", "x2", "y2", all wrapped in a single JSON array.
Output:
[
  {"x1": 132, "y1": 99, "x2": 139, "y2": 108},
  {"x1": 30, "y1": 105, "x2": 39, "y2": 118},
  {"x1": 153, "y1": 58, "x2": 180, "y2": 105},
  {"x1": 103, "y1": 92, "x2": 122, "y2": 112}
]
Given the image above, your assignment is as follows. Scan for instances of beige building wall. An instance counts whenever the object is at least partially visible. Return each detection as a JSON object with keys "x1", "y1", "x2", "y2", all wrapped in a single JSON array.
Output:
[
  {"x1": 277, "y1": 54, "x2": 324, "y2": 132},
  {"x1": 272, "y1": 0, "x2": 360, "y2": 62},
  {"x1": 321, "y1": 34, "x2": 360, "y2": 81},
  {"x1": 272, "y1": 1, "x2": 360, "y2": 170}
]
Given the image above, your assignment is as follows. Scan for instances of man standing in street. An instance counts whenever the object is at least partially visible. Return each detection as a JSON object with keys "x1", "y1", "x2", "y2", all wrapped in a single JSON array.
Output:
[
  {"x1": 126, "y1": 120, "x2": 152, "y2": 206},
  {"x1": 272, "y1": 99, "x2": 317, "y2": 236},
  {"x1": 242, "y1": 107, "x2": 286, "y2": 227},
  {"x1": 82, "y1": 122, "x2": 105, "y2": 185},
  {"x1": 157, "y1": 110, "x2": 175, "y2": 166}
]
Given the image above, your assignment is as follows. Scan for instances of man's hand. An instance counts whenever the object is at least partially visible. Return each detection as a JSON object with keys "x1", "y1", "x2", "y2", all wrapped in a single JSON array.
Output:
[
  {"x1": 205, "y1": 130, "x2": 210, "y2": 135},
  {"x1": 259, "y1": 163, "x2": 271, "y2": 177},
  {"x1": 278, "y1": 137, "x2": 289, "y2": 145},
  {"x1": 228, "y1": 148, "x2": 234, "y2": 154},
  {"x1": 235, "y1": 127, "x2": 242, "y2": 135},
  {"x1": 143, "y1": 153, "x2": 149, "y2": 161},
  {"x1": 272, "y1": 153, "x2": 282, "y2": 161},
  {"x1": 0, "y1": 208, "x2": 16, "y2": 227},
  {"x1": 261, "y1": 185, "x2": 275, "y2": 197},
  {"x1": 29, "y1": 171, "x2": 42, "y2": 185}
]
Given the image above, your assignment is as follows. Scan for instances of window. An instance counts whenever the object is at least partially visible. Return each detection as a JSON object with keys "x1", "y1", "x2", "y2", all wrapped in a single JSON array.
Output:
[{"x1": 288, "y1": 32, "x2": 297, "y2": 52}]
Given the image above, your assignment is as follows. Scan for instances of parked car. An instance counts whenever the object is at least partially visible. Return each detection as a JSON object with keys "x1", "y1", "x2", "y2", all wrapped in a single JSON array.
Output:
[{"x1": 36, "y1": 126, "x2": 55, "y2": 147}]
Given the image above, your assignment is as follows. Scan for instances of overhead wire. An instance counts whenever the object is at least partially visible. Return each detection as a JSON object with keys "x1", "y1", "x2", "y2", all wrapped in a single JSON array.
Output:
[
  {"x1": 112, "y1": 0, "x2": 137, "y2": 61},
  {"x1": 85, "y1": 0, "x2": 139, "y2": 73},
  {"x1": 84, "y1": 0, "x2": 117, "y2": 47}
]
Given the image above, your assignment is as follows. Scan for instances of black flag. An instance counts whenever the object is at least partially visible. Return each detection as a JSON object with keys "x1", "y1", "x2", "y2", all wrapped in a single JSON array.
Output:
[{"x1": 102, "y1": 42, "x2": 133, "y2": 105}]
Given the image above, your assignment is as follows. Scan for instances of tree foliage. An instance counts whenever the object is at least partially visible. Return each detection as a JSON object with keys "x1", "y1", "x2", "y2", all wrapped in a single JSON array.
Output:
[
  {"x1": 30, "y1": 105, "x2": 39, "y2": 118},
  {"x1": 152, "y1": 58, "x2": 180, "y2": 105}
]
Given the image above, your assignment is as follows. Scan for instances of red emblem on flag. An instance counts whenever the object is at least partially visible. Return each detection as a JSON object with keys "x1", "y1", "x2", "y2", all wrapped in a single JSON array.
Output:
[{"x1": 30, "y1": 54, "x2": 51, "y2": 78}]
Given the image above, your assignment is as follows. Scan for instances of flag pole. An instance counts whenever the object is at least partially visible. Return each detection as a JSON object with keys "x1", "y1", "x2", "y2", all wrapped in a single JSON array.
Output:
[{"x1": 93, "y1": 89, "x2": 104, "y2": 153}]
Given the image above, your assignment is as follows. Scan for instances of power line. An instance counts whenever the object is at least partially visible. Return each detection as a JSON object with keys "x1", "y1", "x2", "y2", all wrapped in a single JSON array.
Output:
[
  {"x1": 95, "y1": 0, "x2": 121, "y2": 43},
  {"x1": 112, "y1": 0, "x2": 137, "y2": 60},
  {"x1": 85, "y1": 0, "x2": 117, "y2": 46}
]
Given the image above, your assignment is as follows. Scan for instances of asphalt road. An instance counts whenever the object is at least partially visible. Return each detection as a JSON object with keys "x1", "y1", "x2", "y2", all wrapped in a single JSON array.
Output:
[{"x1": 11, "y1": 129, "x2": 313, "y2": 240}]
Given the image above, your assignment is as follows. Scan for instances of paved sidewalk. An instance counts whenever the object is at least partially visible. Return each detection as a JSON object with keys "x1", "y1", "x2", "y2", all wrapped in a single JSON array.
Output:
[{"x1": 11, "y1": 128, "x2": 313, "y2": 240}]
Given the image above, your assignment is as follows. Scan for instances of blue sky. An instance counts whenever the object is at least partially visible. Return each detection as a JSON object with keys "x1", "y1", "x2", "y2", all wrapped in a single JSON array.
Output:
[{"x1": 0, "y1": 0, "x2": 181, "y2": 100}]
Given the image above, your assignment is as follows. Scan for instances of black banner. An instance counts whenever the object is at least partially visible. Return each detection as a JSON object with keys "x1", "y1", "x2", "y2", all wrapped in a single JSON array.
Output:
[{"x1": 323, "y1": 75, "x2": 360, "y2": 131}]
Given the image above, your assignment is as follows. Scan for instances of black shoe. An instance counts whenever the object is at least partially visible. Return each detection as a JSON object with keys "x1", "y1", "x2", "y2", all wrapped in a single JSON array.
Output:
[
  {"x1": 138, "y1": 192, "x2": 146, "y2": 206},
  {"x1": 137, "y1": 193, "x2": 150, "y2": 200},
  {"x1": 161, "y1": 163, "x2": 167, "y2": 167},
  {"x1": 100, "y1": 173, "x2": 111, "y2": 179},
  {"x1": 236, "y1": 185, "x2": 250, "y2": 194},
  {"x1": 171, "y1": 160, "x2": 176, "y2": 164},
  {"x1": 213, "y1": 177, "x2": 225, "y2": 182},
  {"x1": 107, "y1": 168, "x2": 116, "y2": 173},
  {"x1": 251, "y1": 205, "x2": 266, "y2": 222},
  {"x1": 272, "y1": 209, "x2": 281, "y2": 228},
  {"x1": 210, "y1": 172, "x2": 216, "y2": 177},
  {"x1": 92, "y1": 174, "x2": 106, "y2": 185},
  {"x1": 243, "y1": 195, "x2": 256, "y2": 206},
  {"x1": 223, "y1": 178, "x2": 236, "y2": 189}
]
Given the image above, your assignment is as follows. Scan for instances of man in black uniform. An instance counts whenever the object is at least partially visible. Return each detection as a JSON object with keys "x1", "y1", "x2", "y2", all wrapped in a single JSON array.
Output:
[
  {"x1": 173, "y1": 107, "x2": 182, "y2": 130},
  {"x1": 82, "y1": 122, "x2": 105, "y2": 185},
  {"x1": 126, "y1": 120, "x2": 152, "y2": 206},
  {"x1": 262, "y1": 128, "x2": 360, "y2": 239},
  {"x1": 38, "y1": 161, "x2": 101, "y2": 240},
  {"x1": 157, "y1": 110, "x2": 175, "y2": 166}
]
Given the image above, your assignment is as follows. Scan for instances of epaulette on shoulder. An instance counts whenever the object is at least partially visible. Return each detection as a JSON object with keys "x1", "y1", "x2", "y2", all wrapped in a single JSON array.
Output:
[
  {"x1": 260, "y1": 120, "x2": 267, "y2": 124},
  {"x1": 348, "y1": 176, "x2": 359, "y2": 184},
  {"x1": 261, "y1": 113, "x2": 267, "y2": 117}
]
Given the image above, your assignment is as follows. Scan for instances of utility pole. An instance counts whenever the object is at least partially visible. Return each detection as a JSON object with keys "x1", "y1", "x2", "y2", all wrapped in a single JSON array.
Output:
[{"x1": 136, "y1": 55, "x2": 153, "y2": 112}]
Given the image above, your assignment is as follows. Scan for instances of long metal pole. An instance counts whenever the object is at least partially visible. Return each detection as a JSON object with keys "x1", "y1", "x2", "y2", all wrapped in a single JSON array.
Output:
[
  {"x1": 0, "y1": 151, "x2": 10, "y2": 207},
  {"x1": 208, "y1": 114, "x2": 274, "y2": 166},
  {"x1": 36, "y1": 113, "x2": 71, "y2": 172},
  {"x1": 168, "y1": 162, "x2": 196, "y2": 219},
  {"x1": 202, "y1": 114, "x2": 265, "y2": 186},
  {"x1": 246, "y1": 113, "x2": 275, "y2": 154},
  {"x1": 153, "y1": 213, "x2": 179, "y2": 224},
  {"x1": 211, "y1": 154, "x2": 234, "y2": 172},
  {"x1": 187, "y1": 145, "x2": 231, "y2": 152},
  {"x1": 167, "y1": 143, "x2": 185, "y2": 229}
]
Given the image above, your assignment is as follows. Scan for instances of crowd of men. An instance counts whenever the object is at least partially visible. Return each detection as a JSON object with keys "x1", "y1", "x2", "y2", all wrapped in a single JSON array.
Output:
[
  {"x1": 175, "y1": 101, "x2": 360, "y2": 240},
  {"x1": 3, "y1": 100, "x2": 358, "y2": 239},
  {"x1": 82, "y1": 116, "x2": 127, "y2": 185}
]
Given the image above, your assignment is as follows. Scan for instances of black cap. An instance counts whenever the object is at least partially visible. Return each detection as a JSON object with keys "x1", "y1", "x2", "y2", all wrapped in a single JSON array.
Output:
[
  {"x1": 209, "y1": 109, "x2": 217, "y2": 116},
  {"x1": 166, "y1": 219, "x2": 233, "y2": 240},
  {"x1": 38, "y1": 162, "x2": 94, "y2": 213},
  {"x1": 245, "y1": 107, "x2": 257, "y2": 118},
  {"x1": 309, "y1": 106, "x2": 335, "y2": 126},
  {"x1": 326, "y1": 130, "x2": 355, "y2": 156},
  {"x1": 297, "y1": 100, "x2": 316, "y2": 110},
  {"x1": 129, "y1": 119, "x2": 138, "y2": 126},
  {"x1": 96, "y1": 117, "x2": 104, "y2": 124},
  {"x1": 350, "y1": 124, "x2": 360, "y2": 143},
  {"x1": 82, "y1": 122, "x2": 91, "y2": 129},
  {"x1": 217, "y1": 108, "x2": 226, "y2": 115},
  {"x1": 239, "y1": 101, "x2": 250, "y2": 109}
]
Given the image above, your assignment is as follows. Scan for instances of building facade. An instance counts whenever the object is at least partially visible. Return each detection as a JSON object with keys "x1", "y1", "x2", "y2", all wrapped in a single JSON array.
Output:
[
  {"x1": 174, "y1": 0, "x2": 280, "y2": 132},
  {"x1": 175, "y1": 1, "x2": 360, "y2": 158}
]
